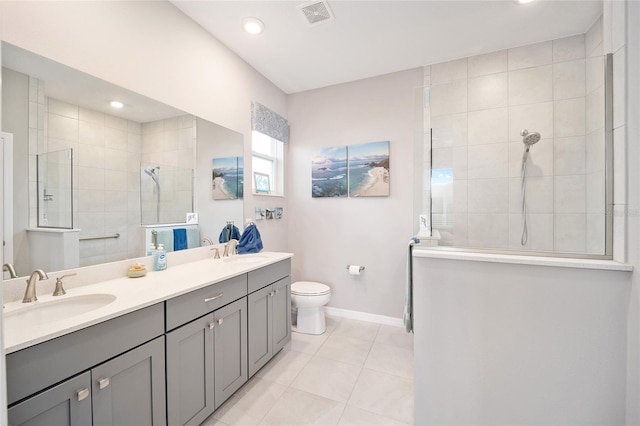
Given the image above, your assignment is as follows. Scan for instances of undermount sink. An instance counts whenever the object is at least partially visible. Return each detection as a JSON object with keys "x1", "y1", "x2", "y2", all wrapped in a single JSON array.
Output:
[
  {"x1": 4, "y1": 294, "x2": 117, "y2": 328},
  {"x1": 222, "y1": 254, "x2": 269, "y2": 264}
]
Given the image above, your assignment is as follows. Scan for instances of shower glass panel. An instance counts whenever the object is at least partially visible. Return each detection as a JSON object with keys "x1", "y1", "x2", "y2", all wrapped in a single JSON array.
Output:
[
  {"x1": 140, "y1": 163, "x2": 193, "y2": 225},
  {"x1": 37, "y1": 148, "x2": 73, "y2": 229},
  {"x1": 426, "y1": 49, "x2": 611, "y2": 257}
]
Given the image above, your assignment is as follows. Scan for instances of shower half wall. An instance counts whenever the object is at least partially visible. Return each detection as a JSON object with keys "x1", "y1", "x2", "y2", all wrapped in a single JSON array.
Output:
[{"x1": 426, "y1": 17, "x2": 608, "y2": 256}]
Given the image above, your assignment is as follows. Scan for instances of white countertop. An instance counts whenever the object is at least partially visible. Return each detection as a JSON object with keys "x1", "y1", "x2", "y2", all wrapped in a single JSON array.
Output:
[{"x1": 3, "y1": 252, "x2": 292, "y2": 354}]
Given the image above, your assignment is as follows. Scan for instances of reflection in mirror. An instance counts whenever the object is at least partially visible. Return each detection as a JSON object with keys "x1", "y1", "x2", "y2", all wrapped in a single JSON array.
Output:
[
  {"x1": 2, "y1": 42, "x2": 244, "y2": 274},
  {"x1": 140, "y1": 163, "x2": 193, "y2": 225},
  {"x1": 37, "y1": 148, "x2": 73, "y2": 229}
]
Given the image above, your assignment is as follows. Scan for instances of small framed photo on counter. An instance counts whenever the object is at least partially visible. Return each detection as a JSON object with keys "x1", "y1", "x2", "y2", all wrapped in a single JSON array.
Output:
[{"x1": 254, "y1": 172, "x2": 271, "y2": 194}]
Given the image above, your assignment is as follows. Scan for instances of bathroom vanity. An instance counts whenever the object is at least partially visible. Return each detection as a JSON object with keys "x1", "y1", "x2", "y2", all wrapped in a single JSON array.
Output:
[{"x1": 3, "y1": 253, "x2": 292, "y2": 426}]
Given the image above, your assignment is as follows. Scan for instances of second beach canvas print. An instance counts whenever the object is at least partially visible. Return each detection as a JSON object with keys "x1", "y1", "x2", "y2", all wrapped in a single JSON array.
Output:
[{"x1": 348, "y1": 141, "x2": 390, "y2": 197}]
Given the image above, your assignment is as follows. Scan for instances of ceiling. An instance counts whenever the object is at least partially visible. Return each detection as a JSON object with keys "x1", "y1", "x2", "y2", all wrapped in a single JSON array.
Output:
[{"x1": 172, "y1": 0, "x2": 602, "y2": 94}]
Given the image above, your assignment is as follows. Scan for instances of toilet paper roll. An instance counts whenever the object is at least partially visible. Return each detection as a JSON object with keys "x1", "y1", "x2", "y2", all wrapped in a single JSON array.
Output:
[{"x1": 349, "y1": 265, "x2": 362, "y2": 275}]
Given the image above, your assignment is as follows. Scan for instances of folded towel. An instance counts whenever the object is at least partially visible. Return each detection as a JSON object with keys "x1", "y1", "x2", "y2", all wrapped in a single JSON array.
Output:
[
  {"x1": 238, "y1": 224, "x2": 263, "y2": 254},
  {"x1": 186, "y1": 227, "x2": 200, "y2": 249},
  {"x1": 403, "y1": 237, "x2": 419, "y2": 333},
  {"x1": 173, "y1": 228, "x2": 188, "y2": 251},
  {"x1": 156, "y1": 230, "x2": 174, "y2": 253},
  {"x1": 219, "y1": 224, "x2": 242, "y2": 243}
]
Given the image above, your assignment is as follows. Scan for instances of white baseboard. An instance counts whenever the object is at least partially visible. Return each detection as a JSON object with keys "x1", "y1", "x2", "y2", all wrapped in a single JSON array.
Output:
[{"x1": 323, "y1": 306, "x2": 403, "y2": 328}]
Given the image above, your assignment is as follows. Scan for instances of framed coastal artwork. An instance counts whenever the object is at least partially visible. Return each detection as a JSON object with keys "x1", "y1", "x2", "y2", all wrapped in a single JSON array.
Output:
[
  {"x1": 212, "y1": 157, "x2": 244, "y2": 200},
  {"x1": 254, "y1": 172, "x2": 271, "y2": 194},
  {"x1": 311, "y1": 146, "x2": 348, "y2": 198},
  {"x1": 348, "y1": 141, "x2": 390, "y2": 197}
]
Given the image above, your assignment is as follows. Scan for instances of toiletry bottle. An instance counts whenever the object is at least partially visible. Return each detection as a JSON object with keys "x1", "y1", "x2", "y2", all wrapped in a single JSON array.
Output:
[
  {"x1": 154, "y1": 244, "x2": 167, "y2": 271},
  {"x1": 147, "y1": 243, "x2": 156, "y2": 257}
]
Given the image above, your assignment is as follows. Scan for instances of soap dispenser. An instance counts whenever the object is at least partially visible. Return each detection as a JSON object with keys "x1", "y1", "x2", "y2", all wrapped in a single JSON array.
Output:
[{"x1": 154, "y1": 244, "x2": 167, "y2": 271}]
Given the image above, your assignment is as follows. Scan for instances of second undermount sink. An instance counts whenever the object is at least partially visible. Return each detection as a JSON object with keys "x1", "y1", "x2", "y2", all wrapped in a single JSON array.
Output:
[
  {"x1": 222, "y1": 254, "x2": 269, "y2": 264},
  {"x1": 3, "y1": 294, "x2": 117, "y2": 329}
]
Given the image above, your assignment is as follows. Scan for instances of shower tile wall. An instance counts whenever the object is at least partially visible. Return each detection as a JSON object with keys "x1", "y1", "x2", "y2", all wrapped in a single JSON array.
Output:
[
  {"x1": 36, "y1": 96, "x2": 143, "y2": 266},
  {"x1": 140, "y1": 116, "x2": 195, "y2": 224},
  {"x1": 430, "y1": 17, "x2": 606, "y2": 254}
]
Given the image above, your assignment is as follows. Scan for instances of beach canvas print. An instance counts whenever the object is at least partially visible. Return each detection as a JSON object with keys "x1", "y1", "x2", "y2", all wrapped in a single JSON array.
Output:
[
  {"x1": 312, "y1": 146, "x2": 348, "y2": 198},
  {"x1": 348, "y1": 141, "x2": 390, "y2": 197},
  {"x1": 212, "y1": 157, "x2": 244, "y2": 200}
]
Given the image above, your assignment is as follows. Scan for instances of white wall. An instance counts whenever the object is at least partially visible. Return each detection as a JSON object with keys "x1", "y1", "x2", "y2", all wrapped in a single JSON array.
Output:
[
  {"x1": 0, "y1": 0, "x2": 289, "y2": 253},
  {"x1": 625, "y1": 0, "x2": 640, "y2": 423},
  {"x1": 413, "y1": 257, "x2": 631, "y2": 425},
  {"x1": 287, "y1": 69, "x2": 423, "y2": 318}
]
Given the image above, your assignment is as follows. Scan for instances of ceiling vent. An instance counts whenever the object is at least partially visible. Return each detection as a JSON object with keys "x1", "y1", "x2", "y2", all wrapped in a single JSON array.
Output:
[{"x1": 298, "y1": 1, "x2": 335, "y2": 26}]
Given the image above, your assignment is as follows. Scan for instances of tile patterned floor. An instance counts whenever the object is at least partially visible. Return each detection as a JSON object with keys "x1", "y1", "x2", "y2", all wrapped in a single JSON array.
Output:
[{"x1": 201, "y1": 316, "x2": 414, "y2": 425}]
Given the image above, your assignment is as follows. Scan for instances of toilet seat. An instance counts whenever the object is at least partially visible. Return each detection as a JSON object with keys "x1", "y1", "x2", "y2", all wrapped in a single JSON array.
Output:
[{"x1": 291, "y1": 281, "x2": 330, "y2": 296}]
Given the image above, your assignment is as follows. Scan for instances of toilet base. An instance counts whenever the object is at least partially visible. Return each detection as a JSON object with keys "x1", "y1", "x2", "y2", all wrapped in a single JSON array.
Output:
[{"x1": 296, "y1": 306, "x2": 326, "y2": 335}]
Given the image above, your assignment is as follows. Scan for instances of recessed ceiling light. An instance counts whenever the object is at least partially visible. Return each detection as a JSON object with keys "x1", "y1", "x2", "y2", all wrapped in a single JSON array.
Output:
[
  {"x1": 516, "y1": 0, "x2": 536, "y2": 4},
  {"x1": 110, "y1": 100, "x2": 124, "y2": 109},
  {"x1": 243, "y1": 17, "x2": 264, "y2": 35}
]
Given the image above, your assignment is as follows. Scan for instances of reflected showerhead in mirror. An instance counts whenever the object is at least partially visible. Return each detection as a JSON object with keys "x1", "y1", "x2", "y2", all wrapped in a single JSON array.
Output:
[
  {"x1": 144, "y1": 165, "x2": 160, "y2": 177},
  {"x1": 520, "y1": 129, "x2": 541, "y2": 148}
]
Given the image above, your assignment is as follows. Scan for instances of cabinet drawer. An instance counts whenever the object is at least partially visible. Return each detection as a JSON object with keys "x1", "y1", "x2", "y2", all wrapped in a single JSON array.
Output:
[
  {"x1": 248, "y1": 259, "x2": 291, "y2": 293},
  {"x1": 166, "y1": 275, "x2": 247, "y2": 331}
]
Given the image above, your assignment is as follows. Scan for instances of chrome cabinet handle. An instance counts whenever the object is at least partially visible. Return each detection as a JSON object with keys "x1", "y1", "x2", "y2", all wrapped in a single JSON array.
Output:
[
  {"x1": 77, "y1": 388, "x2": 90, "y2": 401},
  {"x1": 98, "y1": 378, "x2": 110, "y2": 390},
  {"x1": 275, "y1": 288, "x2": 279, "y2": 294},
  {"x1": 204, "y1": 293, "x2": 223, "y2": 303},
  {"x1": 208, "y1": 322, "x2": 215, "y2": 330},
  {"x1": 217, "y1": 318, "x2": 224, "y2": 325},
  {"x1": 269, "y1": 291, "x2": 275, "y2": 297}
]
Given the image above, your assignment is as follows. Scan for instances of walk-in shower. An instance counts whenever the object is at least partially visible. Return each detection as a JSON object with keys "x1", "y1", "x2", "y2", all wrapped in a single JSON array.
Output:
[
  {"x1": 423, "y1": 27, "x2": 613, "y2": 257},
  {"x1": 144, "y1": 165, "x2": 160, "y2": 223},
  {"x1": 520, "y1": 129, "x2": 541, "y2": 246}
]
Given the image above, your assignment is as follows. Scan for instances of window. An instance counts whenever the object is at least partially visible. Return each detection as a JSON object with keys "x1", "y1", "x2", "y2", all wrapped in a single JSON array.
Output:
[{"x1": 252, "y1": 131, "x2": 284, "y2": 196}]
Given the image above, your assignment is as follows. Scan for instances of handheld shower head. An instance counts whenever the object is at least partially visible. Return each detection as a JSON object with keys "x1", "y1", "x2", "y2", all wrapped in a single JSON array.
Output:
[
  {"x1": 144, "y1": 165, "x2": 159, "y2": 176},
  {"x1": 521, "y1": 129, "x2": 541, "y2": 147}
]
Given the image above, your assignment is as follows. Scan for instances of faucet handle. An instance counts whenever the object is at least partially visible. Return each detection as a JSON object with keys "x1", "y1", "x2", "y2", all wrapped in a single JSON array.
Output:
[
  {"x1": 211, "y1": 247, "x2": 220, "y2": 259},
  {"x1": 53, "y1": 273, "x2": 77, "y2": 296}
]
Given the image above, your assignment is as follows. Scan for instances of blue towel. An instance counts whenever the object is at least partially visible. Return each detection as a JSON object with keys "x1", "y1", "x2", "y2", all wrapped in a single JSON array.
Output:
[
  {"x1": 219, "y1": 224, "x2": 242, "y2": 243},
  {"x1": 186, "y1": 227, "x2": 200, "y2": 249},
  {"x1": 238, "y1": 224, "x2": 263, "y2": 254},
  {"x1": 173, "y1": 228, "x2": 188, "y2": 251}
]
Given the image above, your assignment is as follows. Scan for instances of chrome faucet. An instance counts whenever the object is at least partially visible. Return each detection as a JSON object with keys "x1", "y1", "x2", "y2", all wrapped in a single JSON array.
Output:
[
  {"x1": 3, "y1": 263, "x2": 17, "y2": 279},
  {"x1": 223, "y1": 239, "x2": 238, "y2": 257},
  {"x1": 202, "y1": 237, "x2": 214, "y2": 246},
  {"x1": 211, "y1": 247, "x2": 221, "y2": 259},
  {"x1": 53, "y1": 273, "x2": 76, "y2": 296},
  {"x1": 22, "y1": 269, "x2": 49, "y2": 303}
]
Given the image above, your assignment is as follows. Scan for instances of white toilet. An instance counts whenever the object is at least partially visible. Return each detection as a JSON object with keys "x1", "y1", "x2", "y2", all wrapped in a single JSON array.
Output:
[{"x1": 291, "y1": 281, "x2": 331, "y2": 335}]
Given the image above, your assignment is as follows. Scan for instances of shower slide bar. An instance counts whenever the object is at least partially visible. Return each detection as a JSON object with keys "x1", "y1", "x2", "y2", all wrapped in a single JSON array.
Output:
[{"x1": 79, "y1": 233, "x2": 121, "y2": 241}]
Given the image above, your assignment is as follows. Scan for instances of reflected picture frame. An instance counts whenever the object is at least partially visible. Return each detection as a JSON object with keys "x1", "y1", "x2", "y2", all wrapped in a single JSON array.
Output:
[{"x1": 254, "y1": 172, "x2": 271, "y2": 194}]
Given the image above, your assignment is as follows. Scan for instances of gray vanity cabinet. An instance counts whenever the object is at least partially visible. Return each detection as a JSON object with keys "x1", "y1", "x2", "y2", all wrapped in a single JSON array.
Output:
[
  {"x1": 166, "y1": 297, "x2": 247, "y2": 425},
  {"x1": 166, "y1": 315, "x2": 214, "y2": 426},
  {"x1": 91, "y1": 336, "x2": 166, "y2": 426},
  {"x1": 248, "y1": 276, "x2": 291, "y2": 377},
  {"x1": 7, "y1": 372, "x2": 92, "y2": 426}
]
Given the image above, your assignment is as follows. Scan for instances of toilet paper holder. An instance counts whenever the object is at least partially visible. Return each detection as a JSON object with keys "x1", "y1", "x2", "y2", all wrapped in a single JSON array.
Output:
[{"x1": 346, "y1": 265, "x2": 365, "y2": 272}]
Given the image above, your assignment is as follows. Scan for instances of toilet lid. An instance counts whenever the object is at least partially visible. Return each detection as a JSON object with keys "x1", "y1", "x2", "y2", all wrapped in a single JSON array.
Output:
[{"x1": 291, "y1": 281, "x2": 331, "y2": 296}]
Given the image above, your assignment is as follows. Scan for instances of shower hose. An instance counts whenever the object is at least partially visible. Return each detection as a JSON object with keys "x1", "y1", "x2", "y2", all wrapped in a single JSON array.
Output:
[{"x1": 520, "y1": 150, "x2": 529, "y2": 246}]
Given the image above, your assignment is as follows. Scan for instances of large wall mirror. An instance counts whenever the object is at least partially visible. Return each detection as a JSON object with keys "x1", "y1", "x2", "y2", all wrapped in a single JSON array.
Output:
[{"x1": 2, "y1": 42, "x2": 244, "y2": 277}]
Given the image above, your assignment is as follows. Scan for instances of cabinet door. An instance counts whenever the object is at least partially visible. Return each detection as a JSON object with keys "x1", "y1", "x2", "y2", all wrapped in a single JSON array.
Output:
[
  {"x1": 214, "y1": 297, "x2": 248, "y2": 409},
  {"x1": 92, "y1": 337, "x2": 166, "y2": 426},
  {"x1": 166, "y1": 315, "x2": 215, "y2": 426},
  {"x1": 247, "y1": 284, "x2": 273, "y2": 378},
  {"x1": 272, "y1": 277, "x2": 292, "y2": 354},
  {"x1": 8, "y1": 372, "x2": 91, "y2": 426}
]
